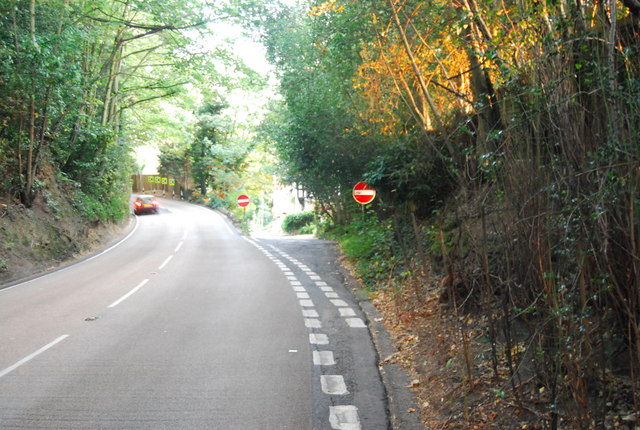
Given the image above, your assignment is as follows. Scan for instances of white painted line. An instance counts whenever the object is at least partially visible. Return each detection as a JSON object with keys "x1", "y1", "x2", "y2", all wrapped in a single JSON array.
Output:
[
  {"x1": 321, "y1": 375, "x2": 349, "y2": 395},
  {"x1": 174, "y1": 241, "x2": 184, "y2": 253},
  {"x1": 310, "y1": 275, "x2": 322, "y2": 281},
  {"x1": 310, "y1": 333, "x2": 329, "y2": 345},
  {"x1": 329, "y1": 405, "x2": 361, "y2": 430},
  {"x1": 320, "y1": 286, "x2": 334, "y2": 292},
  {"x1": 216, "y1": 212, "x2": 236, "y2": 235},
  {"x1": 302, "y1": 309, "x2": 319, "y2": 317},
  {"x1": 158, "y1": 255, "x2": 173, "y2": 270},
  {"x1": 304, "y1": 318, "x2": 322, "y2": 328},
  {"x1": 108, "y1": 279, "x2": 149, "y2": 308},
  {"x1": 330, "y1": 299, "x2": 349, "y2": 307},
  {"x1": 299, "y1": 300, "x2": 315, "y2": 307},
  {"x1": 313, "y1": 350, "x2": 336, "y2": 366},
  {"x1": 293, "y1": 286, "x2": 306, "y2": 292},
  {"x1": 0, "y1": 335, "x2": 69, "y2": 379},
  {"x1": 85, "y1": 218, "x2": 139, "y2": 262},
  {"x1": 297, "y1": 292, "x2": 310, "y2": 299},
  {"x1": 315, "y1": 281, "x2": 328, "y2": 286},
  {"x1": 2, "y1": 218, "x2": 139, "y2": 292},
  {"x1": 345, "y1": 318, "x2": 367, "y2": 328},
  {"x1": 290, "y1": 280, "x2": 302, "y2": 286},
  {"x1": 283, "y1": 271, "x2": 294, "y2": 276},
  {"x1": 287, "y1": 276, "x2": 298, "y2": 281},
  {"x1": 339, "y1": 308, "x2": 356, "y2": 317},
  {"x1": 325, "y1": 292, "x2": 339, "y2": 298}
]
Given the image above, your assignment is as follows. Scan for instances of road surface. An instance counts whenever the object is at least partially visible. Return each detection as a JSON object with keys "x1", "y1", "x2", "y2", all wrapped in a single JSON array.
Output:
[{"x1": 0, "y1": 198, "x2": 389, "y2": 429}]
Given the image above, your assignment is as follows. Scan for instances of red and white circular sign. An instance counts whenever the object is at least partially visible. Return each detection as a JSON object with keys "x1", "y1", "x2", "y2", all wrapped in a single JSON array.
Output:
[
  {"x1": 237, "y1": 194, "x2": 250, "y2": 207},
  {"x1": 352, "y1": 182, "x2": 376, "y2": 205}
]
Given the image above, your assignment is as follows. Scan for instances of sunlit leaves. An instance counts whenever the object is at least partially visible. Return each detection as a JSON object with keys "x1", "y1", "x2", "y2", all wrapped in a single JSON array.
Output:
[{"x1": 309, "y1": 0, "x2": 345, "y2": 16}]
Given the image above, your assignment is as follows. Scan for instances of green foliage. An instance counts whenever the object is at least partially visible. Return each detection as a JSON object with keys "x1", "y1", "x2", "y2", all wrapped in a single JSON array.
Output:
[
  {"x1": 255, "y1": 2, "x2": 382, "y2": 220},
  {"x1": 363, "y1": 137, "x2": 454, "y2": 216},
  {"x1": 203, "y1": 194, "x2": 229, "y2": 211},
  {"x1": 0, "y1": 0, "x2": 218, "y2": 218},
  {"x1": 327, "y1": 211, "x2": 398, "y2": 288},
  {"x1": 282, "y1": 211, "x2": 315, "y2": 234},
  {"x1": 187, "y1": 101, "x2": 256, "y2": 199},
  {"x1": 252, "y1": 0, "x2": 640, "y2": 423}
]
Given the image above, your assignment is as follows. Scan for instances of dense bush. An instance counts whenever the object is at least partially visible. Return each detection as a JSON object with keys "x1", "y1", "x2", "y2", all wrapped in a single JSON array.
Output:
[{"x1": 282, "y1": 211, "x2": 315, "y2": 234}]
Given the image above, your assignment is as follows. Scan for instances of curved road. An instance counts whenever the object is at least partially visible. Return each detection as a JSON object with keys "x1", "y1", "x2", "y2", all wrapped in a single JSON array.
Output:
[{"x1": 0, "y1": 199, "x2": 389, "y2": 429}]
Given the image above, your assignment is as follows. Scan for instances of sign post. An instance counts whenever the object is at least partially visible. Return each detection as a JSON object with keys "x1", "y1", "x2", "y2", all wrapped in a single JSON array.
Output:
[
  {"x1": 237, "y1": 194, "x2": 250, "y2": 217},
  {"x1": 237, "y1": 194, "x2": 250, "y2": 208},
  {"x1": 352, "y1": 182, "x2": 376, "y2": 205}
]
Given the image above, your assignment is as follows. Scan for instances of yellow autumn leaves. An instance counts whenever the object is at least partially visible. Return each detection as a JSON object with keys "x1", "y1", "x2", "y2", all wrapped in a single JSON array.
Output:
[{"x1": 309, "y1": 0, "x2": 345, "y2": 16}]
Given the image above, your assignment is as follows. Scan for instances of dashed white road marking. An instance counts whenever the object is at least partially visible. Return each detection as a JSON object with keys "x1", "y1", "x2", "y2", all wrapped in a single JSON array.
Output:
[
  {"x1": 329, "y1": 405, "x2": 361, "y2": 430},
  {"x1": 158, "y1": 255, "x2": 173, "y2": 270},
  {"x1": 339, "y1": 308, "x2": 357, "y2": 317},
  {"x1": 108, "y1": 279, "x2": 149, "y2": 308},
  {"x1": 0, "y1": 335, "x2": 69, "y2": 379},
  {"x1": 345, "y1": 318, "x2": 367, "y2": 328},
  {"x1": 310, "y1": 333, "x2": 329, "y2": 345},
  {"x1": 304, "y1": 318, "x2": 322, "y2": 328},
  {"x1": 250, "y1": 240, "x2": 369, "y2": 429},
  {"x1": 313, "y1": 350, "x2": 336, "y2": 366},
  {"x1": 321, "y1": 375, "x2": 349, "y2": 395}
]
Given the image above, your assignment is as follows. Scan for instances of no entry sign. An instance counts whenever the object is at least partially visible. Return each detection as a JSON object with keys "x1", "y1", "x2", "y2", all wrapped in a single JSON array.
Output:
[
  {"x1": 352, "y1": 182, "x2": 376, "y2": 205},
  {"x1": 237, "y1": 194, "x2": 250, "y2": 208}
]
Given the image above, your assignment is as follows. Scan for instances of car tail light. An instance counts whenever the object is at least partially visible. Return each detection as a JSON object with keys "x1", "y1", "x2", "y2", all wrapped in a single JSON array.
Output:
[{"x1": 134, "y1": 201, "x2": 142, "y2": 207}]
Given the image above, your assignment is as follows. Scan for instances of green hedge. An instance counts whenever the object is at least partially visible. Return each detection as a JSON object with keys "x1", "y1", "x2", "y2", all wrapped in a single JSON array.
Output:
[{"x1": 282, "y1": 211, "x2": 315, "y2": 234}]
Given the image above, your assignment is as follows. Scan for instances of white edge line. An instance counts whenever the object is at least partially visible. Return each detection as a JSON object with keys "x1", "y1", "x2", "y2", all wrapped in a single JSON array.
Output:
[
  {"x1": 84, "y1": 217, "x2": 139, "y2": 263},
  {"x1": 1, "y1": 217, "x2": 140, "y2": 293},
  {"x1": 108, "y1": 279, "x2": 149, "y2": 308},
  {"x1": 212, "y1": 210, "x2": 235, "y2": 235},
  {"x1": 158, "y1": 255, "x2": 173, "y2": 270},
  {"x1": 0, "y1": 335, "x2": 69, "y2": 379}
]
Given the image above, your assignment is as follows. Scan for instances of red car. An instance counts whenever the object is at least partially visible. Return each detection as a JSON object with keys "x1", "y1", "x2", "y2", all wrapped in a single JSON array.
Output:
[{"x1": 133, "y1": 195, "x2": 159, "y2": 215}]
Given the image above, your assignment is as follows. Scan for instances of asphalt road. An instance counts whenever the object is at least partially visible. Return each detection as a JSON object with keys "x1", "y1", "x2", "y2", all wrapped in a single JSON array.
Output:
[{"x1": 0, "y1": 198, "x2": 393, "y2": 429}]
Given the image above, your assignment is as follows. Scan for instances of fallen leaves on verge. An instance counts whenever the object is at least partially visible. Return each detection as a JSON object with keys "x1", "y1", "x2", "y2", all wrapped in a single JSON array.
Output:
[{"x1": 371, "y1": 287, "x2": 545, "y2": 429}]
